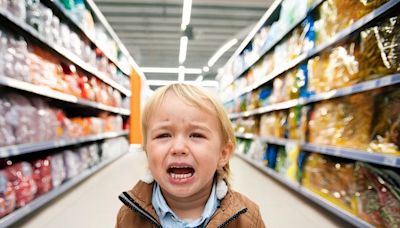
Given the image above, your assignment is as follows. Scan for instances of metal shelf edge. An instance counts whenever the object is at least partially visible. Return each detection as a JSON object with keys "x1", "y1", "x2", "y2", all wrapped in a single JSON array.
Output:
[{"x1": 0, "y1": 131, "x2": 129, "y2": 158}]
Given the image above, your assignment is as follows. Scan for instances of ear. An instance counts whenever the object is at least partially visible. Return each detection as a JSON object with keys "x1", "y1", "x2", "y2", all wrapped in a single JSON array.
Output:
[{"x1": 218, "y1": 140, "x2": 234, "y2": 167}]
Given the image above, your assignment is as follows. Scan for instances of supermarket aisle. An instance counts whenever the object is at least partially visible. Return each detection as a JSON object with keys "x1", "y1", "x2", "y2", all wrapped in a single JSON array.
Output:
[{"x1": 15, "y1": 149, "x2": 349, "y2": 228}]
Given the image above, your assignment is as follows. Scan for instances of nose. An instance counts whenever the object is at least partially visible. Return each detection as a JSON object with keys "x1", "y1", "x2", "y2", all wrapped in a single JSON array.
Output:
[{"x1": 170, "y1": 136, "x2": 188, "y2": 156}]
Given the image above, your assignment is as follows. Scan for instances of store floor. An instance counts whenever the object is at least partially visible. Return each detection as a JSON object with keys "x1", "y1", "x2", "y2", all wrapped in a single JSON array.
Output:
[{"x1": 15, "y1": 148, "x2": 350, "y2": 228}]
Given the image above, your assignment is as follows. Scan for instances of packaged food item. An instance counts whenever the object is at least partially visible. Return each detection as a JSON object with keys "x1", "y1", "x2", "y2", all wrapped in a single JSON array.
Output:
[
  {"x1": 315, "y1": 0, "x2": 388, "y2": 45},
  {"x1": 302, "y1": 153, "x2": 355, "y2": 213},
  {"x1": 263, "y1": 144, "x2": 278, "y2": 168},
  {"x1": 26, "y1": 0, "x2": 42, "y2": 32},
  {"x1": 4, "y1": 161, "x2": 37, "y2": 208},
  {"x1": 308, "y1": 92, "x2": 373, "y2": 149},
  {"x1": 259, "y1": 111, "x2": 287, "y2": 138},
  {"x1": 31, "y1": 157, "x2": 52, "y2": 195},
  {"x1": 307, "y1": 53, "x2": 330, "y2": 94},
  {"x1": 7, "y1": 0, "x2": 26, "y2": 22},
  {"x1": 354, "y1": 162, "x2": 400, "y2": 227},
  {"x1": 369, "y1": 88, "x2": 400, "y2": 154},
  {"x1": 50, "y1": 153, "x2": 67, "y2": 188},
  {"x1": 0, "y1": 96, "x2": 16, "y2": 147},
  {"x1": 4, "y1": 93, "x2": 36, "y2": 144},
  {"x1": 63, "y1": 150, "x2": 81, "y2": 179},
  {"x1": 283, "y1": 143, "x2": 300, "y2": 182},
  {"x1": 0, "y1": 171, "x2": 16, "y2": 218},
  {"x1": 287, "y1": 106, "x2": 302, "y2": 140}
]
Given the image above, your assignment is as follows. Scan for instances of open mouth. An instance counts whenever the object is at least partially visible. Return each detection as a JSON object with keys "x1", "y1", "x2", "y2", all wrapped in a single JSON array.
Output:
[{"x1": 167, "y1": 165, "x2": 195, "y2": 180}]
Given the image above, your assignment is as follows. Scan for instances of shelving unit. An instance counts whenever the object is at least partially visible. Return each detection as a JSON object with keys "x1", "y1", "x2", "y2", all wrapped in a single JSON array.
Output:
[
  {"x1": 0, "y1": 76, "x2": 130, "y2": 116},
  {"x1": 221, "y1": 0, "x2": 400, "y2": 226},
  {"x1": 226, "y1": 0, "x2": 326, "y2": 87},
  {"x1": 0, "y1": 0, "x2": 141, "y2": 225},
  {"x1": 0, "y1": 8, "x2": 131, "y2": 97},
  {"x1": 0, "y1": 131, "x2": 128, "y2": 158},
  {"x1": 41, "y1": 0, "x2": 131, "y2": 76},
  {"x1": 223, "y1": 0, "x2": 400, "y2": 103},
  {"x1": 0, "y1": 149, "x2": 128, "y2": 228},
  {"x1": 236, "y1": 134, "x2": 400, "y2": 168},
  {"x1": 235, "y1": 153, "x2": 373, "y2": 228},
  {"x1": 229, "y1": 73, "x2": 400, "y2": 119}
]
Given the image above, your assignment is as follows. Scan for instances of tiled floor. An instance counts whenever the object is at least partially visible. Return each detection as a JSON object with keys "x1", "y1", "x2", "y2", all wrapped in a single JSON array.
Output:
[{"x1": 14, "y1": 148, "x2": 350, "y2": 228}]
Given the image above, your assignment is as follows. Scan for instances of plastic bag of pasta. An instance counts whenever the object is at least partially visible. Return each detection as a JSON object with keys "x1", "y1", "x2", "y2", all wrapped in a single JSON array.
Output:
[
  {"x1": 302, "y1": 153, "x2": 355, "y2": 212},
  {"x1": 333, "y1": 92, "x2": 374, "y2": 150},
  {"x1": 325, "y1": 42, "x2": 362, "y2": 91},
  {"x1": 354, "y1": 162, "x2": 400, "y2": 227},
  {"x1": 369, "y1": 87, "x2": 400, "y2": 155},
  {"x1": 307, "y1": 53, "x2": 329, "y2": 94}
]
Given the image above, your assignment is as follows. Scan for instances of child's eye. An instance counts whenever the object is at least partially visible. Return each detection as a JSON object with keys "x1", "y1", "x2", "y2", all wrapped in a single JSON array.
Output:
[
  {"x1": 190, "y1": 133, "x2": 205, "y2": 138},
  {"x1": 155, "y1": 133, "x2": 170, "y2": 139}
]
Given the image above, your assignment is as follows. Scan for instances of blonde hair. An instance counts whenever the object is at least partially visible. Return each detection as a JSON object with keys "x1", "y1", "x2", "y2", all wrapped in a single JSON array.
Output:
[{"x1": 141, "y1": 83, "x2": 236, "y2": 184}]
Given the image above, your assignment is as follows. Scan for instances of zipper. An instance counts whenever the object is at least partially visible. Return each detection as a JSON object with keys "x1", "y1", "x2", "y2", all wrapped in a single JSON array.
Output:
[
  {"x1": 119, "y1": 192, "x2": 162, "y2": 228},
  {"x1": 217, "y1": 207, "x2": 248, "y2": 228}
]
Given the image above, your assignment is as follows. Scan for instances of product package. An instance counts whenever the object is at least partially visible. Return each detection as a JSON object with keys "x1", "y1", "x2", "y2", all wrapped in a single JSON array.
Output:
[
  {"x1": 4, "y1": 162, "x2": 37, "y2": 208},
  {"x1": 354, "y1": 162, "x2": 400, "y2": 227},
  {"x1": 0, "y1": 171, "x2": 16, "y2": 218},
  {"x1": 31, "y1": 157, "x2": 52, "y2": 195},
  {"x1": 302, "y1": 153, "x2": 355, "y2": 213}
]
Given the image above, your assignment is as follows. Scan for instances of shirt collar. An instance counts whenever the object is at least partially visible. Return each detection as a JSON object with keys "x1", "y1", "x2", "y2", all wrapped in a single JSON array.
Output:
[{"x1": 152, "y1": 181, "x2": 219, "y2": 227}]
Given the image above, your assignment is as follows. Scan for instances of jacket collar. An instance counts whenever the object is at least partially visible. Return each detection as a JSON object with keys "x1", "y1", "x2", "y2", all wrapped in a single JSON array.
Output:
[{"x1": 121, "y1": 181, "x2": 247, "y2": 227}]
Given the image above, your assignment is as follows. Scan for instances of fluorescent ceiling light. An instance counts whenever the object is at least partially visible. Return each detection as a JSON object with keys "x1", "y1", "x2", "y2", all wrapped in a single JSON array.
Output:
[
  {"x1": 179, "y1": 36, "x2": 188, "y2": 64},
  {"x1": 181, "y1": 0, "x2": 192, "y2": 31},
  {"x1": 147, "y1": 80, "x2": 218, "y2": 87},
  {"x1": 178, "y1": 66, "x2": 185, "y2": 82},
  {"x1": 202, "y1": 66, "x2": 209, "y2": 72},
  {"x1": 141, "y1": 67, "x2": 201, "y2": 74},
  {"x1": 208, "y1": 39, "x2": 238, "y2": 67}
]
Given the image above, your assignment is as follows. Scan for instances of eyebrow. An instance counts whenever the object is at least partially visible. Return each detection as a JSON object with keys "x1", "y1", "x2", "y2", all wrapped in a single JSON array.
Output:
[{"x1": 150, "y1": 122, "x2": 213, "y2": 133}]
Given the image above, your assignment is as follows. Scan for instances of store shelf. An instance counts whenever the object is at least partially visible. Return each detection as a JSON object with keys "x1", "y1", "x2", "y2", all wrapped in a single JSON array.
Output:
[
  {"x1": 302, "y1": 143, "x2": 400, "y2": 168},
  {"x1": 41, "y1": 0, "x2": 131, "y2": 76},
  {"x1": 235, "y1": 153, "x2": 373, "y2": 228},
  {"x1": 228, "y1": 73, "x2": 400, "y2": 119},
  {"x1": 0, "y1": 9, "x2": 131, "y2": 97},
  {"x1": 0, "y1": 131, "x2": 128, "y2": 158},
  {"x1": 0, "y1": 76, "x2": 130, "y2": 116},
  {"x1": 0, "y1": 150, "x2": 128, "y2": 227},
  {"x1": 235, "y1": 133, "x2": 400, "y2": 168},
  {"x1": 223, "y1": 0, "x2": 400, "y2": 103},
  {"x1": 230, "y1": 0, "x2": 325, "y2": 84}
]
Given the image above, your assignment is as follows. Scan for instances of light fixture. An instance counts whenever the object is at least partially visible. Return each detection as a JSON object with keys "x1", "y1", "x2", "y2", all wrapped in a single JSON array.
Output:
[
  {"x1": 178, "y1": 66, "x2": 185, "y2": 82},
  {"x1": 208, "y1": 38, "x2": 238, "y2": 67},
  {"x1": 179, "y1": 36, "x2": 188, "y2": 64},
  {"x1": 141, "y1": 67, "x2": 201, "y2": 74},
  {"x1": 202, "y1": 66, "x2": 209, "y2": 72},
  {"x1": 181, "y1": 0, "x2": 192, "y2": 31}
]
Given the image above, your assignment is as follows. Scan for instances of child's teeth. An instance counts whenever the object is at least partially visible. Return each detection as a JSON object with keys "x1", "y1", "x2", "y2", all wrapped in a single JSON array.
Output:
[{"x1": 171, "y1": 173, "x2": 193, "y2": 179}]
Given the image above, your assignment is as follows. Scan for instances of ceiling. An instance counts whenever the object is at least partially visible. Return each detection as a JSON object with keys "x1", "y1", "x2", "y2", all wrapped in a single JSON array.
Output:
[{"x1": 94, "y1": 0, "x2": 272, "y2": 89}]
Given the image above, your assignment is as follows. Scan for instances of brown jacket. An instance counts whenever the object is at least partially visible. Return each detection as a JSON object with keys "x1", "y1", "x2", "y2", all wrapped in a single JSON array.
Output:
[{"x1": 116, "y1": 181, "x2": 265, "y2": 228}]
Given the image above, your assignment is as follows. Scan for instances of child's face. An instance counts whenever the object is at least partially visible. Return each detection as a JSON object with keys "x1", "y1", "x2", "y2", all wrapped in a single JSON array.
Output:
[{"x1": 145, "y1": 91, "x2": 231, "y2": 199}]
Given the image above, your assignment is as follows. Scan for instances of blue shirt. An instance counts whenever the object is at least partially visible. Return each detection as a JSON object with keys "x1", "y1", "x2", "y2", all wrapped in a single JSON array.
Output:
[{"x1": 152, "y1": 182, "x2": 219, "y2": 228}]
